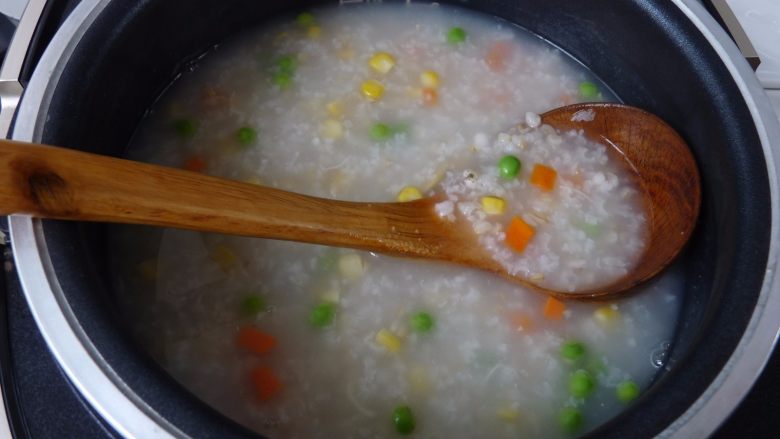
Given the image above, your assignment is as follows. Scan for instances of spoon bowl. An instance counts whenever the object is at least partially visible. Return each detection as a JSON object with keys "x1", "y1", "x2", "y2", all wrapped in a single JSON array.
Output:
[{"x1": 0, "y1": 103, "x2": 700, "y2": 300}]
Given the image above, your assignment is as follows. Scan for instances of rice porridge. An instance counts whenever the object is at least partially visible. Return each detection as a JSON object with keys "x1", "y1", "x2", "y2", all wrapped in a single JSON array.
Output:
[{"x1": 110, "y1": 4, "x2": 680, "y2": 438}]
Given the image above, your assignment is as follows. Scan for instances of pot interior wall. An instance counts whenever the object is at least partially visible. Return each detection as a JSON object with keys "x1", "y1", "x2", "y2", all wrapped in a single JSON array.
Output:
[{"x1": 30, "y1": 0, "x2": 770, "y2": 437}]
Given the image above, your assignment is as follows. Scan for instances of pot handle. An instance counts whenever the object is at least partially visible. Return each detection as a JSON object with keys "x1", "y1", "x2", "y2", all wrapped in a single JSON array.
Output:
[
  {"x1": 0, "y1": 0, "x2": 48, "y2": 138},
  {"x1": 701, "y1": 0, "x2": 761, "y2": 71}
]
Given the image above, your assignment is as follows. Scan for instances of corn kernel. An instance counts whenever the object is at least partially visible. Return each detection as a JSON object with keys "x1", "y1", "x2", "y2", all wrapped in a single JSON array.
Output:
[
  {"x1": 321, "y1": 119, "x2": 344, "y2": 140},
  {"x1": 397, "y1": 186, "x2": 423, "y2": 202},
  {"x1": 496, "y1": 406, "x2": 520, "y2": 423},
  {"x1": 137, "y1": 259, "x2": 158, "y2": 281},
  {"x1": 361, "y1": 79, "x2": 385, "y2": 101},
  {"x1": 481, "y1": 196, "x2": 506, "y2": 215},
  {"x1": 594, "y1": 306, "x2": 621, "y2": 329},
  {"x1": 420, "y1": 70, "x2": 440, "y2": 88},
  {"x1": 368, "y1": 51, "x2": 396, "y2": 74},
  {"x1": 321, "y1": 287, "x2": 341, "y2": 304},
  {"x1": 326, "y1": 100, "x2": 344, "y2": 117},
  {"x1": 211, "y1": 244, "x2": 238, "y2": 272},
  {"x1": 307, "y1": 25, "x2": 321, "y2": 39},
  {"x1": 338, "y1": 253, "x2": 365, "y2": 279},
  {"x1": 408, "y1": 366, "x2": 430, "y2": 394},
  {"x1": 376, "y1": 329, "x2": 402, "y2": 353}
]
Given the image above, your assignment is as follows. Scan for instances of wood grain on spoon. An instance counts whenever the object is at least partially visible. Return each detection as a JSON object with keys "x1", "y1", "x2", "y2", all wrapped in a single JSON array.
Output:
[{"x1": 0, "y1": 103, "x2": 700, "y2": 300}]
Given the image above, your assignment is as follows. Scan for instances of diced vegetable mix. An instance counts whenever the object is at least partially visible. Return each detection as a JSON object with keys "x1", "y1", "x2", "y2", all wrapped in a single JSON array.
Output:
[
  {"x1": 481, "y1": 196, "x2": 505, "y2": 215},
  {"x1": 272, "y1": 54, "x2": 298, "y2": 89},
  {"x1": 558, "y1": 407, "x2": 583, "y2": 433},
  {"x1": 560, "y1": 340, "x2": 586, "y2": 364},
  {"x1": 579, "y1": 81, "x2": 599, "y2": 99},
  {"x1": 594, "y1": 306, "x2": 621, "y2": 329},
  {"x1": 397, "y1": 186, "x2": 423, "y2": 202},
  {"x1": 420, "y1": 70, "x2": 440, "y2": 88},
  {"x1": 310, "y1": 302, "x2": 337, "y2": 328},
  {"x1": 184, "y1": 155, "x2": 207, "y2": 173},
  {"x1": 530, "y1": 164, "x2": 557, "y2": 191},
  {"x1": 241, "y1": 294, "x2": 267, "y2": 316},
  {"x1": 338, "y1": 253, "x2": 366, "y2": 279},
  {"x1": 409, "y1": 311, "x2": 435, "y2": 333},
  {"x1": 421, "y1": 88, "x2": 438, "y2": 106},
  {"x1": 506, "y1": 216, "x2": 535, "y2": 253},
  {"x1": 498, "y1": 155, "x2": 521, "y2": 179},
  {"x1": 236, "y1": 126, "x2": 257, "y2": 146},
  {"x1": 392, "y1": 405, "x2": 416, "y2": 435},
  {"x1": 616, "y1": 380, "x2": 640, "y2": 403},
  {"x1": 569, "y1": 369, "x2": 596, "y2": 398},
  {"x1": 251, "y1": 366, "x2": 283, "y2": 401},
  {"x1": 371, "y1": 123, "x2": 393, "y2": 141},
  {"x1": 361, "y1": 79, "x2": 385, "y2": 101},
  {"x1": 446, "y1": 26, "x2": 467, "y2": 44},
  {"x1": 543, "y1": 297, "x2": 566, "y2": 321},
  {"x1": 376, "y1": 329, "x2": 403, "y2": 353},
  {"x1": 369, "y1": 51, "x2": 396, "y2": 74},
  {"x1": 173, "y1": 119, "x2": 197, "y2": 138},
  {"x1": 237, "y1": 326, "x2": 278, "y2": 355}
]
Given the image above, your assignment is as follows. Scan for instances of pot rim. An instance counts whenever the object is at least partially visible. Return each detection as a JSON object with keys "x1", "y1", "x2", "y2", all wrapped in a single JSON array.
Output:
[{"x1": 8, "y1": 0, "x2": 780, "y2": 437}]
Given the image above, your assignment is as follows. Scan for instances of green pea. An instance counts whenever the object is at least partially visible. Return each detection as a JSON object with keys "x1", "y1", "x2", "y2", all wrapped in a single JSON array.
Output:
[
  {"x1": 273, "y1": 72, "x2": 294, "y2": 89},
  {"x1": 558, "y1": 407, "x2": 583, "y2": 433},
  {"x1": 236, "y1": 127, "x2": 257, "y2": 146},
  {"x1": 581, "y1": 222, "x2": 602, "y2": 239},
  {"x1": 173, "y1": 119, "x2": 197, "y2": 138},
  {"x1": 296, "y1": 12, "x2": 315, "y2": 27},
  {"x1": 409, "y1": 312, "x2": 435, "y2": 333},
  {"x1": 579, "y1": 81, "x2": 599, "y2": 99},
  {"x1": 569, "y1": 369, "x2": 596, "y2": 398},
  {"x1": 446, "y1": 27, "x2": 467, "y2": 44},
  {"x1": 309, "y1": 302, "x2": 336, "y2": 328},
  {"x1": 276, "y1": 55, "x2": 297, "y2": 75},
  {"x1": 616, "y1": 380, "x2": 640, "y2": 403},
  {"x1": 498, "y1": 155, "x2": 521, "y2": 179},
  {"x1": 240, "y1": 294, "x2": 267, "y2": 316},
  {"x1": 560, "y1": 340, "x2": 587, "y2": 363},
  {"x1": 371, "y1": 123, "x2": 392, "y2": 141},
  {"x1": 392, "y1": 405, "x2": 415, "y2": 435}
]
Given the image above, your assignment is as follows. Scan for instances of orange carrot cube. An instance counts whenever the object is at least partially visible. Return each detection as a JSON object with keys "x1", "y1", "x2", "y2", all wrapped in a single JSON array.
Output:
[
  {"x1": 530, "y1": 164, "x2": 557, "y2": 191},
  {"x1": 505, "y1": 216, "x2": 535, "y2": 253},
  {"x1": 542, "y1": 297, "x2": 566, "y2": 321},
  {"x1": 250, "y1": 366, "x2": 282, "y2": 401},
  {"x1": 237, "y1": 326, "x2": 277, "y2": 355},
  {"x1": 422, "y1": 87, "x2": 438, "y2": 106}
]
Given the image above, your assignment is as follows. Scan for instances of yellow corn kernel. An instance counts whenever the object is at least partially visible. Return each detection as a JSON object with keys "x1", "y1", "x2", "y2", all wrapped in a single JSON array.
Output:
[
  {"x1": 397, "y1": 186, "x2": 423, "y2": 202},
  {"x1": 211, "y1": 244, "x2": 238, "y2": 272},
  {"x1": 326, "y1": 100, "x2": 344, "y2": 118},
  {"x1": 369, "y1": 51, "x2": 396, "y2": 74},
  {"x1": 408, "y1": 365, "x2": 430, "y2": 394},
  {"x1": 137, "y1": 259, "x2": 158, "y2": 281},
  {"x1": 594, "y1": 305, "x2": 621, "y2": 329},
  {"x1": 420, "y1": 70, "x2": 440, "y2": 88},
  {"x1": 361, "y1": 79, "x2": 385, "y2": 101},
  {"x1": 496, "y1": 406, "x2": 520, "y2": 423},
  {"x1": 321, "y1": 287, "x2": 341, "y2": 304},
  {"x1": 307, "y1": 25, "x2": 321, "y2": 39},
  {"x1": 481, "y1": 196, "x2": 506, "y2": 215},
  {"x1": 376, "y1": 329, "x2": 402, "y2": 353},
  {"x1": 321, "y1": 119, "x2": 344, "y2": 140},
  {"x1": 338, "y1": 253, "x2": 366, "y2": 279}
]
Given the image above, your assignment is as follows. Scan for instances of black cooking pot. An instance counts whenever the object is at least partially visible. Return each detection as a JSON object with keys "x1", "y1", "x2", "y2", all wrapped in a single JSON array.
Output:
[{"x1": 7, "y1": 0, "x2": 779, "y2": 437}]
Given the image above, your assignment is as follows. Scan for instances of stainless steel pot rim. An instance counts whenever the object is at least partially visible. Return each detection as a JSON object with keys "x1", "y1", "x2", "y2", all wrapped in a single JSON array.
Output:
[{"x1": 8, "y1": 0, "x2": 780, "y2": 438}]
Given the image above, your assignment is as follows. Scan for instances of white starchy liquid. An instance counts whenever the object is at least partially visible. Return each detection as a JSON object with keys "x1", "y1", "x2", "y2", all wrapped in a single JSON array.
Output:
[{"x1": 110, "y1": 4, "x2": 681, "y2": 438}]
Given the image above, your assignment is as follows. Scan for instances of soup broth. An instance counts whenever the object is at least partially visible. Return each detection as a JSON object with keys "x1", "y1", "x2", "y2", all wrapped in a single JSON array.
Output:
[{"x1": 111, "y1": 3, "x2": 680, "y2": 438}]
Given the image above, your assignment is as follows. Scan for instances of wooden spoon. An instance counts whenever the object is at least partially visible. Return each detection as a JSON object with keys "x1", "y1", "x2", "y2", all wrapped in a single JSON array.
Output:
[{"x1": 0, "y1": 103, "x2": 699, "y2": 300}]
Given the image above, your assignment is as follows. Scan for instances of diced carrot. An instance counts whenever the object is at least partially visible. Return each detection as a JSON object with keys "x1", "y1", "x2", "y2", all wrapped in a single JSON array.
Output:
[
  {"x1": 530, "y1": 164, "x2": 557, "y2": 191},
  {"x1": 505, "y1": 216, "x2": 535, "y2": 253},
  {"x1": 508, "y1": 311, "x2": 534, "y2": 332},
  {"x1": 485, "y1": 41, "x2": 512, "y2": 72},
  {"x1": 542, "y1": 297, "x2": 566, "y2": 321},
  {"x1": 250, "y1": 366, "x2": 282, "y2": 401},
  {"x1": 422, "y1": 87, "x2": 438, "y2": 106},
  {"x1": 237, "y1": 326, "x2": 277, "y2": 355},
  {"x1": 184, "y1": 155, "x2": 207, "y2": 173}
]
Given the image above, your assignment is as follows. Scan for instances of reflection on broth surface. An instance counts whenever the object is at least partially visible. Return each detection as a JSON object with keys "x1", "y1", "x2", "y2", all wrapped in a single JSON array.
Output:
[{"x1": 110, "y1": 3, "x2": 680, "y2": 438}]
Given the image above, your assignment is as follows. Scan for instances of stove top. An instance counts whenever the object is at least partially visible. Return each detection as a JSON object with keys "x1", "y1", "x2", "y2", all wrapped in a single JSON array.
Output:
[{"x1": 0, "y1": 1, "x2": 778, "y2": 438}]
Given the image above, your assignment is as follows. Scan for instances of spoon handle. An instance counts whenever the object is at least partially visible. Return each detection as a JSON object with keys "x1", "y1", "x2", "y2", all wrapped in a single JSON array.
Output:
[{"x1": 0, "y1": 139, "x2": 445, "y2": 257}]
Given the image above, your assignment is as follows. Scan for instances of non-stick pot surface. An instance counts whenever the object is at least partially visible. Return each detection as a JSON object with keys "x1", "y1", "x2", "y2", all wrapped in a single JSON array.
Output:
[{"x1": 13, "y1": 0, "x2": 773, "y2": 437}]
